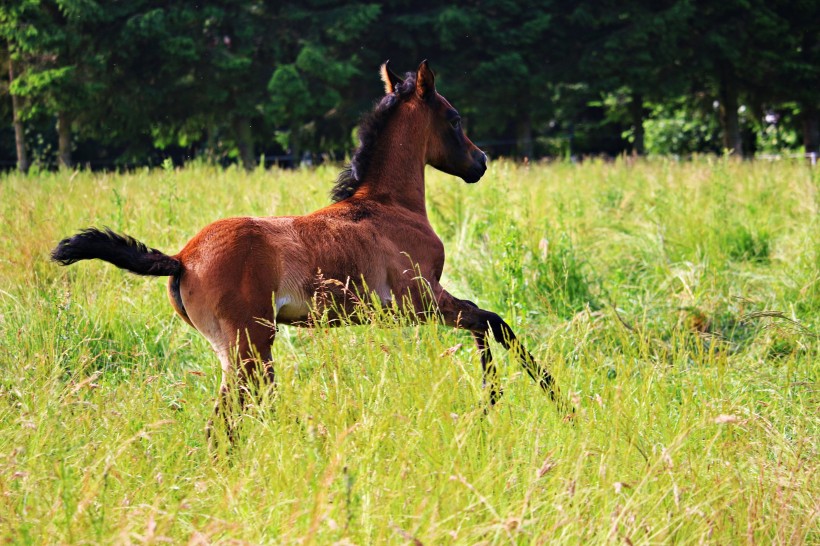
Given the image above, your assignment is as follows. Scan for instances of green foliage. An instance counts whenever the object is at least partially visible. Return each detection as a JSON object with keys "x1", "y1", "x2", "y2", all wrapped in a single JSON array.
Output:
[
  {"x1": 2, "y1": 0, "x2": 820, "y2": 166},
  {"x1": 643, "y1": 100, "x2": 723, "y2": 155},
  {"x1": 268, "y1": 64, "x2": 311, "y2": 147},
  {"x1": 721, "y1": 223, "x2": 771, "y2": 263},
  {"x1": 1, "y1": 161, "x2": 818, "y2": 543},
  {"x1": 757, "y1": 121, "x2": 801, "y2": 154},
  {"x1": 756, "y1": 106, "x2": 802, "y2": 154},
  {"x1": 534, "y1": 233, "x2": 599, "y2": 317},
  {"x1": 457, "y1": 219, "x2": 597, "y2": 321}
]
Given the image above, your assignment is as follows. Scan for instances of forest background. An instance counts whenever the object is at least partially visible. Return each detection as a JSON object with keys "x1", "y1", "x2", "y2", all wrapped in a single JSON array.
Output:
[{"x1": 2, "y1": 0, "x2": 819, "y2": 171}]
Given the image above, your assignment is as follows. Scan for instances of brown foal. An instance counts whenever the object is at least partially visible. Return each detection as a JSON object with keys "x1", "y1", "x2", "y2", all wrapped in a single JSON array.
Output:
[{"x1": 52, "y1": 61, "x2": 564, "y2": 440}]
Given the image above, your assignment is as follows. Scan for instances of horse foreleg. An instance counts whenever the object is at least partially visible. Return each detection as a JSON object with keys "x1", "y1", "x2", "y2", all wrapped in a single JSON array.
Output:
[
  {"x1": 436, "y1": 290, "x2": 564, "y2": 409},
  {"x1": 461, "y1": 300, "x2": 501, "y2": 405},
  {"x1": 471, "y1": 330, "x2": 501, "y2": 406}
]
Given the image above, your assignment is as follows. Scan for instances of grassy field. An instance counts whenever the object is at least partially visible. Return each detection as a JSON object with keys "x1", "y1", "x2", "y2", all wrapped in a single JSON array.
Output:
[{"x1": 0, "y1": 159, "x2": 817, "y2": 544}]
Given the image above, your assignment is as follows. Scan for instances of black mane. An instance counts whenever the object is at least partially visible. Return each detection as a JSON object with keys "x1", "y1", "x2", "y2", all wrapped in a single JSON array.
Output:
[{"x1": 331, "y1": 72, "x2": 417, "y2": 203}]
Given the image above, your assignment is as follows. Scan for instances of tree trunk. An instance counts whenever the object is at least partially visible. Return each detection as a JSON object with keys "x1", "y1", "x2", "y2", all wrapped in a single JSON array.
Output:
[
  {"x1": 801, "y1": 105, "x2": 819, "y2": 157},
  {"x1": 516, "y1": 113, "x2": 533, "y2": 159},
  {"x1": 232, "y1": 117, "x2": 256, "y2": 171},
  {"x1": 718, "y1": 71, "x2": 743, "y2": 157},
  {"x1": 57, "y1": 111, "x2": 72, "y2": 169},
  {"x1": 289, "y1": 133, "x2": 301, "y2": 169},
  {"x1": 629, "y1": 92, "x2": 645, "y2": 155},
  {"x1": 8, "y1": 55, "x2": 29, "y2": 174}
]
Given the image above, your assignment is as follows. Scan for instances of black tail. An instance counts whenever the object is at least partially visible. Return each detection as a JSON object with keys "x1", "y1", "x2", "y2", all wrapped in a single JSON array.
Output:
[{"x1": 51, "y1": 228, "x2": 181, "y2": 276}]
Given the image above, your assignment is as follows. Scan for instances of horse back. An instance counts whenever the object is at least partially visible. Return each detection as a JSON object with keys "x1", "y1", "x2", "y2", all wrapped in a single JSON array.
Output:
[{"x1": 171, "y1": 202, "x2": 445, "y2": 331}]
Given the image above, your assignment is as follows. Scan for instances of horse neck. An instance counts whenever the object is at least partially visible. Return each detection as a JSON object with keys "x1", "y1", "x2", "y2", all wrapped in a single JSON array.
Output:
[{"x1": 355, "y1": 106, "x2": 429, "y2": 214}]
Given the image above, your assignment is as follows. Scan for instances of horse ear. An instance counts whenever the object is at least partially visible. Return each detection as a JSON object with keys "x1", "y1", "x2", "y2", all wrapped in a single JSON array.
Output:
[
  {"x1": 415, "y1": 60, "x2": 436, "y2": 100},
  {"x1": 380, "y1": 60, "x2": 403, "y2": 94}
]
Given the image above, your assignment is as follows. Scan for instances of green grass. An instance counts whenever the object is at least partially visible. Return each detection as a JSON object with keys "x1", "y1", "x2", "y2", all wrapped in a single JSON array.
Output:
[{"x1": 1, "y1": 159, "x2": 818, "y2": 544}]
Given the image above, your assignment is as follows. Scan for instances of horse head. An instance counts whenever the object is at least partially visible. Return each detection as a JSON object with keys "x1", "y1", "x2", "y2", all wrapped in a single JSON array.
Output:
[{"x1": 381, "y1": 60, "x2": 488, "y2": 184}]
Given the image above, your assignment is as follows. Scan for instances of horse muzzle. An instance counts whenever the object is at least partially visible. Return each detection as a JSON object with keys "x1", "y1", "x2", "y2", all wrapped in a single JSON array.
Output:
[{"x1": 463, "y1": 151, "x2": 488, "y2": 184}]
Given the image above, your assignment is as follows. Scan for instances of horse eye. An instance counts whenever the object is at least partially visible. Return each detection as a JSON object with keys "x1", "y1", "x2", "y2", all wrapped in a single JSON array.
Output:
[{"x1": 450, "y1": 117, "x2": 461, "y2": 130}]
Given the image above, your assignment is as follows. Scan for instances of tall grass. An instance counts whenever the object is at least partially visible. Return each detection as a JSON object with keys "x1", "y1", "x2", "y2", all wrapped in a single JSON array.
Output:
[{"x1": 0, "y1": 159, "x2": 817, "y2": 544}]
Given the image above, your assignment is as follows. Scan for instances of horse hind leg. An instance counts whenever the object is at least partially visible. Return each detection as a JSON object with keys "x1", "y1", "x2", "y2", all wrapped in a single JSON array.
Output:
[{"x1": 206, "y1": 320, "x2": 276, "y2": 449}]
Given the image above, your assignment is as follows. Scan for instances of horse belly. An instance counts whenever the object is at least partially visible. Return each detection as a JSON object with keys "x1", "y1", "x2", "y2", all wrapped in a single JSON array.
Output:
[{"x1": 275, "y1": 292, "x2": 310, "y2": 323}]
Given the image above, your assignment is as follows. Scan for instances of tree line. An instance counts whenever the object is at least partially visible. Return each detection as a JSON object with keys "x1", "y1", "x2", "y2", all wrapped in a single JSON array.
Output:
[{"x1": 2, "y1": 0, "x2": 818, "y2": 172}]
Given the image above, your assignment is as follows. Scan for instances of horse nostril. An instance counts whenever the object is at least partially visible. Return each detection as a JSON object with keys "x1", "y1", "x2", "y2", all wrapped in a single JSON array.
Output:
[{"x1": 479, "y1": 152, "x2": 488, "y2": 167}]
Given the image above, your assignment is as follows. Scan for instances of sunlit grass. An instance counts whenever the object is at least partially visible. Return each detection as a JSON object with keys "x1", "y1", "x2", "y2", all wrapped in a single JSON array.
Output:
[{"x1": 0, "y1": 159, "x2": 817, "y2": 544}]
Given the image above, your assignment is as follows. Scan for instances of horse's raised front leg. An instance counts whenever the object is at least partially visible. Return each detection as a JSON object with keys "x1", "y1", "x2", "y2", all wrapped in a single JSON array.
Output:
[{"x1": 436, "y1": 289, "x2": 562, "y2": 408}]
